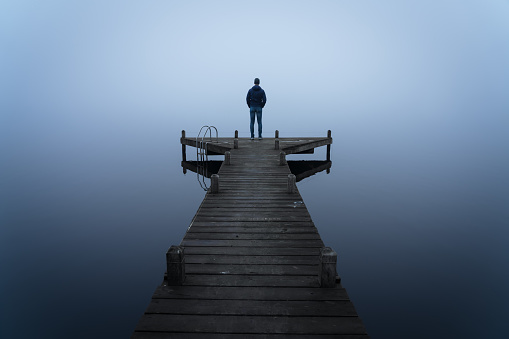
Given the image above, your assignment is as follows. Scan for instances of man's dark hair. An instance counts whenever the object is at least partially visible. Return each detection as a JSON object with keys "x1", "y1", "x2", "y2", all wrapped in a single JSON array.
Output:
[{"x1": 254, "y1": 78, "x2": 260, "y2": 84}]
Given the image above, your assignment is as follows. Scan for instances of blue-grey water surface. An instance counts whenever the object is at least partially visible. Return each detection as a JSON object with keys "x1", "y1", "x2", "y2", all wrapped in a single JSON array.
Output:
[{"x1": 1, "y1": 105, "x2": 508, "y2": 338}]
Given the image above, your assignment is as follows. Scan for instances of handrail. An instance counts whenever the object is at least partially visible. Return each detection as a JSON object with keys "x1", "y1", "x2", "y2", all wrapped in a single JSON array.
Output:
[{"x1": 195, "y1": 125, "x2": 219, "y2": 191}]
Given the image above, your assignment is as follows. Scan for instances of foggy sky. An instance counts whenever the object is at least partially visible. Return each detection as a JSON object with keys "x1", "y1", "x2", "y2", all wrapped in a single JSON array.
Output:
[{"x1": 2, "y1": 0, "x2": 508, "y2": 136}]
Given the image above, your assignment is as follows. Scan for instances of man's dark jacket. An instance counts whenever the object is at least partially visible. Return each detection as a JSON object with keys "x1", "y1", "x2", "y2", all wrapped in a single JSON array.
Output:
[{"x1": 246, "y1": 85, "x2": 266, "y2": 108}]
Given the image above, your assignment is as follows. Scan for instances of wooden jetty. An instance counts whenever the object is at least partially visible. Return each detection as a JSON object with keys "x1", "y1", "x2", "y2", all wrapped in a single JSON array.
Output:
[{"x1": 132, "y1": 130, "x2": 369, "y2": 338}]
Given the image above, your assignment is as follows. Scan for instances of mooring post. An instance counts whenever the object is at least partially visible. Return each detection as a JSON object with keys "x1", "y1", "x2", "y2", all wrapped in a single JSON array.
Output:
[
  {"x1": 287, "y1": 174, "x2": 296, "y2": 193},
  {"x1": 211, "y1": 174, "x2": 219, "y2": 193},
  {"x1": 166, "y1": 245, "x2": 185, "y2": 285},
  {"x1": 181, "y1": 130, "x2": 186, "y2": 162},
  {"x1": 327, "y1": 130, "x2": 331, "y2": 161},
  {"x1": 225, "y1": 151, "x2": 231, "y2": 165},
  {"x1": 279, "y1": 151, "x2": 287, "y2": 166},
  {"x1": 275, "y1": 138, "x2": 280, "y2": 150},
  {"x1": 319, "y1": 247, "x2": 338, "y2": 288},
  {"x1": 234, "y1": 130, "x2": 239, "y2": 149},
  {"x1": 275, "y1": 130, "x2": 279, "y2": 138}
]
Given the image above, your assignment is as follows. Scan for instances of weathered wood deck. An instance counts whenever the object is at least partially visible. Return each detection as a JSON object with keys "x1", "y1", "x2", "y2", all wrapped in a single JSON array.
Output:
[{"x1": 132, "y1": 133, "x2": 369, "y2": 338}]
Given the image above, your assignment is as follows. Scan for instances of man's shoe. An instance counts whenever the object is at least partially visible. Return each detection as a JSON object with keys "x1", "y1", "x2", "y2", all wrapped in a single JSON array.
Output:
[
  {"x1": 258, "y1": 136, "x2": 263, "y2": 140},
  {"x1": 250, "y1": 136, "x2": 254, "y2": 140}
]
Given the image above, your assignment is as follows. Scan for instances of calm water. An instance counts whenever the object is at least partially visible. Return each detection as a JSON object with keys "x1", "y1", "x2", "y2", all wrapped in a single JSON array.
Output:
[{"x1": 1, "y1": 106, "x2": 508, "y2": 338}]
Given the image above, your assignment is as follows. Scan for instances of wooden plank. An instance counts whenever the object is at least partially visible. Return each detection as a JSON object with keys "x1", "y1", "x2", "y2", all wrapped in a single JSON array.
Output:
[
  {"x1": 185, "y1": 263, "x2": 318, "y2": 276},
  {"x1": 204, "y1": 191, "x2": 301, "y2": 196},
  {"x1": 134, "y1": 314, "x2": 366, "y2": 334},
  {"x1": 183, "y1": 274, "x2": 320, "y2": 287},
  {"x1": 185, "y1": 255, "x2": 318, "y2": 265},
  {"x1": 145, "y1": 299, "x2": 358, "y2": 316},
  {"x1": 201, "y1": 202, "x2": 306, "y2": 207},
  {"x1": 182, "y1": 247, "x2": 321, "y2": 256},
  {"x1": 187, "y1": 226, "x2": 317, "y2": 233},
  {"x1": 203, "y1": 196, "x2": 304, "y2": 201},
  {"x1": 216, "y1": 186, "x2": 289, "y2": 190},
  {"x1": 180, "y1": 138, "x2": 232, "y2": 154},
  {"x1": 280, "y1": 138, "x2": 332, "y2": 155},
  {"x1": 213, "y1": 179, "x2": 288, "y2": 182},
  {"x1": 200, "y1": 199, "x2": 303, "y2": 204},
  {"x1": 195, "y1": 210, "x2": 310, "y2": 214},
  {"x1": 133, "y1": 334, "x2": 369, "y2": 339},
  {"x1": 194, "y1": 211, "x2": 312, "y2": 218},
  {"x1": 192, "y1": 215, "x2": 313, "y2": 221},
  {"x1": 198, "y1": 203, "x2": 307, "y2": 207},
  {"x1": 200, "y1": 203, "x2": 308, "y2": 208},
  {"x1": 152, "y1": 285, "x2": 352, "y2": 301},
  {"x1": 183, "y1": 233, "x2": 321, "y2": 240},
  {"x1": 219, "y1": 166, "x2": 287, "y2": 170},
  {"x1": 189, "y1": 221, "x2": 316, "y2": 227},
  {"x1": 210, "y1": 192, "x2": 301, "y2": 196},
  {"x1": 180, "y1": 239, "x2": 324, "y2": 247},
  {"x1": 192, "y1": 216, "x2": 313, "y2": 222}
]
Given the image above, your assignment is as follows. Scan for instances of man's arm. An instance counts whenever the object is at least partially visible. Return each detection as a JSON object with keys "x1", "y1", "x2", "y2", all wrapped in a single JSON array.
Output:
[
  {"x1": 262, "y1": 90, "x2": 267, "y2": 108},
  {"x1": 246, "y1": 90, "x2": 251, "y2": 108}
]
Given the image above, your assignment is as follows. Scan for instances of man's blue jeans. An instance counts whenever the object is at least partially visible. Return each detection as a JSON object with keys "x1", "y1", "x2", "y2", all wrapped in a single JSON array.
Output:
[{"x1": 250, "y1": 106, "x2": 262, "y2": 138}]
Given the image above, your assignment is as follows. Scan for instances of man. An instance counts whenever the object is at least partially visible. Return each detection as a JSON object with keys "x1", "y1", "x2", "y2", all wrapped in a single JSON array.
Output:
[{"x1": 246, "y1": 78, "x2": 267, "y2": 140}]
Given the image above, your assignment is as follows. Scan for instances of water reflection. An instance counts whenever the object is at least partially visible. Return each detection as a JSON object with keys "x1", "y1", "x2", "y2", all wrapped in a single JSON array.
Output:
[{"x1": 288, "y1": 160, "x2": 332, "y2": 182}]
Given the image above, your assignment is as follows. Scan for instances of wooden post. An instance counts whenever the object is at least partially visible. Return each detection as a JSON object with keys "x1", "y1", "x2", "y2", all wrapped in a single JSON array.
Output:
[
  {"x1": 279, "y1": 151, "x2": 287, "y2": 166},
  {"x1": 319, "y1": 247, "x2": 337, "y2": 288},
  {"x1": 275, "y1": 138, "x2": 279, "y2": 150},
  {"x1": 287, "y1": 174, "x2": 296, "y2": 193},
  {"x1": 225, "y1": 151, "x2": 231, "y2": 165},
  {"x1": 211, "y1": 174, "x2": 219, "y2": 193},
  {"x1": 235, "y1": 130, "x2": 238, "y2": 139},
  {"x1": 275, "y1": 130, "x2": 279, "y2": 138},
  {"x1": 181, "y1": 130, "x2": 186, "y2": 162},
  {"x1": 166, "y1": 245, "x2": 185, "y2": 285},
  {"x1": 327, "y1": 130, "x2": 331, "y2": 161},
  {"x1": 234, "y1": 138, "x2": 239, "y2": 149}
]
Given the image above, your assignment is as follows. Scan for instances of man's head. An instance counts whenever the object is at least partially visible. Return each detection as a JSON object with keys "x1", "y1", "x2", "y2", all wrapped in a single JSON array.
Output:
[{"x1": 254, "y1": 78, "x2": 260, "y2": 85}]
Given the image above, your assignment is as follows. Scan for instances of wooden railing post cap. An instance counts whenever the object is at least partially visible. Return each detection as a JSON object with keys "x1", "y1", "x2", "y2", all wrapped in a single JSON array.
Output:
[
  {"x1": 167, "y1": 245, "x2": 185, "y2": 263},
  {"x1": 320, "y1": 247, "x2": 337, "y2": 263},
  {"x1": 168, "y1": 245, "x2": 183, "y2": 252}
]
